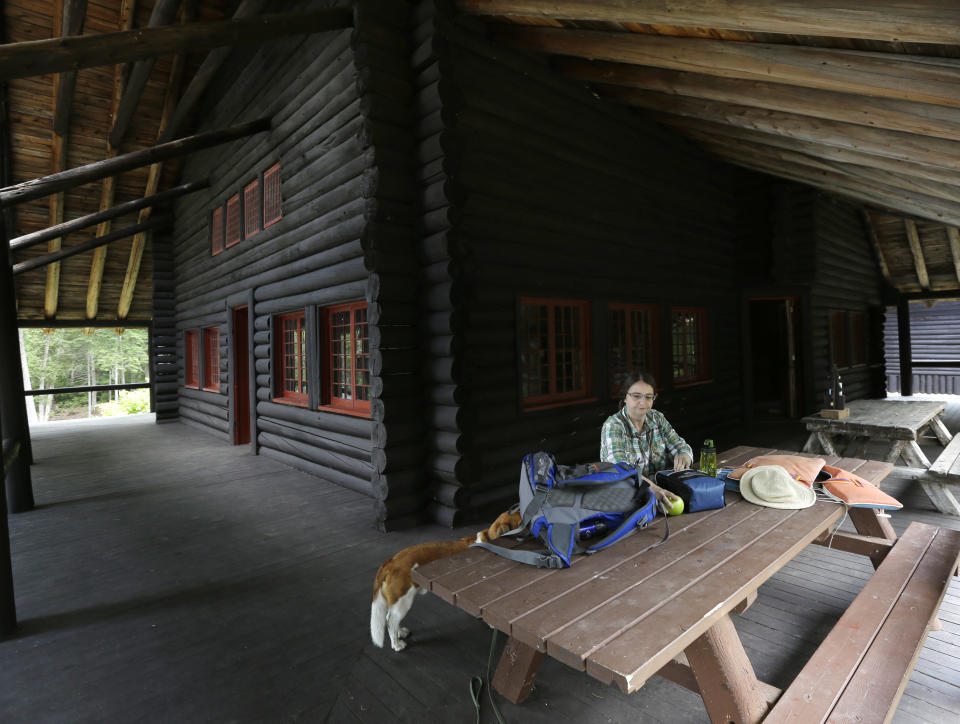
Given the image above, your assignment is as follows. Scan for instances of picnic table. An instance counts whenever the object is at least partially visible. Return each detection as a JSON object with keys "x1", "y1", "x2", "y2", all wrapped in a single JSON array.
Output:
[
  {"x1": 801, "y1": 399, "x2": 960, "y2": 515},
  {"x1": 412, "y1": 446, "x2": 913, "y2": 723}
]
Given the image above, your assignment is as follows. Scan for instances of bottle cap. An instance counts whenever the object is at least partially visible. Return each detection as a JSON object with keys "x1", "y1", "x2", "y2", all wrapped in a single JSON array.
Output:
[{"x1": 705, "y1": 439, "x2": 714, "y2": 446}]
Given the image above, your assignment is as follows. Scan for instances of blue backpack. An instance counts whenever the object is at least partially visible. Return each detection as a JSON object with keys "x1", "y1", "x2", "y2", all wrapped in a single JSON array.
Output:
[{"x1": 473, "y1": 451, "x2": 661, "y2": 569}]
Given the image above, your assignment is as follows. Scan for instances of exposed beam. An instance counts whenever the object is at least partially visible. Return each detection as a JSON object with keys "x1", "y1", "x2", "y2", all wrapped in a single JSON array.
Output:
[
  {"x1": 18, "y1": 318, "x2": 149, "y2": 328},
  {"x1": 695, "y1": 137, "x2": 960, "y2": 228},
  {"x1": 862, "y1": 212, "x2": 892, "y2": 286},
  {"x1": 118, "y1": 32, "x2": 190, "y2": 322},
  {"x1": 52, "y1": 0, "x2": 88, "y2": 136},
  {"x1": 0, "y1": 7, "x2": 354, "y2": 82},
  {"x1": 159, "y1": 0, "x2": 271, "y2": 143},
  {"x1": 45, "y1": 134, "x2": 67, "y2": 319},
  {"x1": 457, "y1": 1, "x2": 960, "y2": 45},
  {"x1": 948, "y1": 227, "x2": 960, "y2": 286},
  {"x1": 0, "y1": 117, "x2": 270, "y2": 207},
  {"x1": 86, "y1": 0, "x2": 136, "y2": 320},
  {"x1": 603, "y1": 87, "x2": 960, "y2": 172},
  {"x1": 557, "y1": 59, "x2": 960, "y2": 143},
  {"x1": 904, "y1": 219, "x2": 931, "y2": 290},
  {"x1": 12, "y1": 217, "x2": 170, "y2": 276},
  {"x1": 108, "y1": 0, "x2": 184, "y2": 148},
  {"x1": 10, "y1": 180, "x2": 209, "y2": 252},
  {"x1": 658, "y1": 113, "x2": 960, "y2": 192},
  {"x1": 492, "y1": 26, "x2": 960, "y2": 109}
]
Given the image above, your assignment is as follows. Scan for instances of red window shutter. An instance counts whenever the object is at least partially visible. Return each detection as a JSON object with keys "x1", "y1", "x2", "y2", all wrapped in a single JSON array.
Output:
[
  {"x1": 211, "y1": 207, "x2": 224, "y2": 256},
  {"x1": 243, "y1": 179, "x2": 260, "y2": 239},
  {"x1": 225, "y1": 193, "x2": 241, "y2": 247},
  {"x1": 203, "y1": 327, "x2": 220, "y2": 392},
  {"x1": 263, "y1": 163, "x2": 282, "y2": 228},
  {"x1": 185, "y1": 330, "x2": 200, "y2": 388}
]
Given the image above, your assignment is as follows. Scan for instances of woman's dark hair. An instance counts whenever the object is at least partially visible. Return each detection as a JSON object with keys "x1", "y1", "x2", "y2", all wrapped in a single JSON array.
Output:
[{"x1": 619, "y1": 370, "x2": 657, "y2": 398}]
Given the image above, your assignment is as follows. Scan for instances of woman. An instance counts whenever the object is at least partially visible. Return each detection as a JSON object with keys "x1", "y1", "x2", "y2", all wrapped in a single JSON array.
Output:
[{"x1": 600, "y1": 371, "x2": 693, "y2": 506}]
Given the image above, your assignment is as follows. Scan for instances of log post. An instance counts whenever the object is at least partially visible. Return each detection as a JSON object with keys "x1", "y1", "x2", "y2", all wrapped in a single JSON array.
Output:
[
  {"x1": 0, "y1": 210, "x2": 34, "y2": 512},
  {"x1": 897, "y1": 297, "x2": 913, "y2": 396},
  {"x1": 0, "y1": 437, "x2": 16, "y2": 635}
]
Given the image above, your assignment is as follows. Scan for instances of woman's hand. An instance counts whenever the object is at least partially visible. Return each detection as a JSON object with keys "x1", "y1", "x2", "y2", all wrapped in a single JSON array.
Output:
[{"x1": 673, "y1": 453, "x2": 693, "y2": 470}]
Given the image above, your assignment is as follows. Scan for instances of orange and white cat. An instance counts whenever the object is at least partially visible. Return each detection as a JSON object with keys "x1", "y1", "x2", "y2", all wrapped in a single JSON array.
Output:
[{"x1": 370, "y1": 509, "x2": 521, "y2": 651}]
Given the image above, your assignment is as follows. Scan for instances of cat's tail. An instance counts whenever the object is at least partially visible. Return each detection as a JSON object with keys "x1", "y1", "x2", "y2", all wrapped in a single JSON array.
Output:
[{"x1": 370, "y1": 588, "x2": 387, "y2": 648}]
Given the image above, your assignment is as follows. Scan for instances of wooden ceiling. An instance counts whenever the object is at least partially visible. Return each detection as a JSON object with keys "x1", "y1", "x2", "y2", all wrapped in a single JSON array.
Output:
[
  {"x1": 3, "y1": 2, "x2": 960, "y2": 327},
  {"x1": 458, "y1": 0, "x2": 960, "y2": 297}
]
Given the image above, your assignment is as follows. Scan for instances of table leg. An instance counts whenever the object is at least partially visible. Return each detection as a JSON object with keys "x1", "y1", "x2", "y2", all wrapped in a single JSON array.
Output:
[
  {"x1": 684, "y1": 614, "x2": 769, "y2": 724},
  {"x1": 848, "y1": 508, "x2": 897, "y2": 569},
  {"x1": 802, "y1": 432, "x2": 819, "y2": 453},
  {"x1": 816, "y1": 433, "x2": 839, "y2": 456},
  {"x1": 491, "y1": 635, "x2": 545, "y2": 705},
  {"x1": 884, "y1": 440, "x2": 908, "y2": 465},
  {"x1": 928, "y1": 417, "x2": 953, "y2": 446},
  {"x1": 902, "y1": 441, "x2": 932, "y2": 468}
]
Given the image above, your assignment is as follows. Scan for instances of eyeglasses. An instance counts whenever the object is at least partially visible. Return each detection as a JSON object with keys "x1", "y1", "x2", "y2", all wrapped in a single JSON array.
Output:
[{"x1": 626, "y1": 393, "x2": 657, "y2": 402}]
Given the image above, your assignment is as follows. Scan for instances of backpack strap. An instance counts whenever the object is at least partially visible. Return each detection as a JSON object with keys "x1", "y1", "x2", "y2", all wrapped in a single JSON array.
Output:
[{"x1": 470, "y1": 541, "x2": 566, "y2": 569}]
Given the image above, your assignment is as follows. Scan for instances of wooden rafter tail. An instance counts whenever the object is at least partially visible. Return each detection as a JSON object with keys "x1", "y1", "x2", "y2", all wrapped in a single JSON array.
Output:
[
  {"x1": 45, "y1": 133, "x2": 68, "y2": 319},
  {"x1": 10, "y1": 180, "x2": 209, "y2": 252},
  {"x1": 948, "y1": 228, "x2": 960, "y2": 285},
  {"x1": 11, "y1": 216, "x2": 171, "y2": 276},
  {"x1": 904, "y1": 219, "x2": 931, "y2": 291},
  {"x1": 0, "y1": 117, "x2": 271, "y2": 208},
  {"x1": 490, "y1": 26, "x2": 960, "y2": 110},
  {"x1": 454, "y1": 0, "x2": 960, "y2": 45},
  {"x1": 862, "y1": 211, "x2": 892, "y2": 285},
  {"x1": 557, "y1": 59, "x2": 960, "y2": 144},
  {"x1": 0, "y1": 8, "x2": 354, "y2": 83},
  {"x1": 108, "y1": 0, "x2": 185, "y2": 149}
]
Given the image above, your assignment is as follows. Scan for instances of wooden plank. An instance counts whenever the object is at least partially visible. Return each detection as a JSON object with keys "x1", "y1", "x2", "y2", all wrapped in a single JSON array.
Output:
[
  {"x1": 456, "y1": 0, "x2": 960, "y2": 45},
  {"x1": 930, "y1": 434, "x2": 960, "y2": 478},
  {"x1": 583, "y1": 502, "x2": 843, "y2": 693},
  {"x1": 827, "y1": 527, "x2": 960, "y2": 722}
]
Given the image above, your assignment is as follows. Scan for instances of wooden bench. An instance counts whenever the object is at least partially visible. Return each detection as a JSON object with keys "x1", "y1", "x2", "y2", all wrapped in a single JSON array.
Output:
[
  {"x1": 898, "y1": 434, "x2": 960, "y2": 517},
  {"x1": 765, "y1": 521, "x2": 960, "y2": 723}
]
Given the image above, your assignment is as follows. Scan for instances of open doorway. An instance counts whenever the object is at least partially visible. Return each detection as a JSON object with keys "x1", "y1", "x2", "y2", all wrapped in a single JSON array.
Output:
[{"x1": 748, "y1": 297, "x2": 801, "y2": 418}]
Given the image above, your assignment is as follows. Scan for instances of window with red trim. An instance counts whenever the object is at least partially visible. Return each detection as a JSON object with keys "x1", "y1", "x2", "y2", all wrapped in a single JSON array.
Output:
[
  {"x1": 184, "y1": 330, "x2": 200, "y2": 389},
  {"x1": 830, "y1": 311, "x2": 849, "y2": 368},
  {"x1": 263, "y1": 163, "x2": 282, "y2": 228},
  {"x1": 274, "y1": 311, "x2": 308, "y2": 405},
  {"x1": 519, "y1": 297, "x2": 591, "y2": 408},
  {"x1": 322, "y1": 302, "x2": 370, "y2": 414},
  {"x1": 225, "y1": 193, "x2": 241, "y2": 247},
  {"x1": 243, "y1": 179, "x2": 260, "y2": 239},
  {"x1": 203, "y1": 327, "x2": 220, "y2": 392},
  {"x1": 609, "y1": 303, "x2": 658, "y2": 395},
  {"x1": 211, "y1": 206, "x2": 224, "y2": 256},
  {"x1": 672, "y1": 307, "x2": 710, "y2": 385}
]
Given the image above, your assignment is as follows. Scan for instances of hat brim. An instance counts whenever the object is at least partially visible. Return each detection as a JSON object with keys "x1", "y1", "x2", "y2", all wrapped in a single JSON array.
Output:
[{"x1": 740, "y1": 465, "x2": 816, "y2": 509}]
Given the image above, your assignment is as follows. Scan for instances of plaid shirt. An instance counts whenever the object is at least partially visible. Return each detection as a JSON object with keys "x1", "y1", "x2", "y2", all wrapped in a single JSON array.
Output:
[{"x1": 600, "y1": 407, "x2": 692, "y2": 477}]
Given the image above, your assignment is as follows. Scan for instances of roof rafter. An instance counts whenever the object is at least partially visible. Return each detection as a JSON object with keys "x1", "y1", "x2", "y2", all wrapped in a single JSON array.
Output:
[
  {"x1": 456, "y1": 1, "x2": 960, "y2": 45},
  {"x1": 904, "y1": 219, "x2": 931, "y2": 290},
  {"x1": 947, "y1": 228, "x2": 960, "y2": 285},
  {"x1": 491, "y1": 26, "x2": 960, "y2": 109}
]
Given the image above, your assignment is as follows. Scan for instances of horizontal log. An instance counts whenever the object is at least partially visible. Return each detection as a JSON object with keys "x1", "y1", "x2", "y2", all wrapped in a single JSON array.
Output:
[
  {"x1": 433, "y1": 481, "x2": 469, "y2": 509},
  {"x1": 457, "y1": 1, "x2": 960, "y2": 45},
  {"x1": 373, "y1": 493, "x2": 428, "y2": 521},
  {"x1": 369, "y1": 372, "x2": 423, "y2": 399},
  {"x1": 372, "y1": 469, "x2": 426, "y2": 499},
  {"x1": 377, "y1": 510, "x2": 427, "y2": 532},
  {"x1": 372, "y1": 443, "x2": 423, "y2": 474},
  {"x1": 427, "y1": 501, "x2": 462, "y2": 528},
  {"x1": 372, "y1": 420, "x2": 426, "y2": 448},
  {"x1": 9, "y1": 180, "x2": 209, "y2": 251},
  {"x1": 258, "y1": 446, "x2": 374, "y2": 498},
  {"x1": 180, "y1": 411, "x2": 230, "y2": 435},
  {"x1": 0, "y1": 8, "x2": 354, "y2": 82},
  {"x1": 258, "y1": 418, "x2": 371, "y2": 463},
  {"x1": 256, "y1": 400, "x2": 373, "y2": 442},
  {"x1": 1, "y1": 119, "x2": 271, "y2": 206},
  {"x1": 257, "y1": 431, "x2": 374, "y2": 478},
  {"x1": 491, "y1": 26, "x2": 960, "y2": 109},
  {"x1": 254, "y1": 279, "x2": 368, "y2": 316}
]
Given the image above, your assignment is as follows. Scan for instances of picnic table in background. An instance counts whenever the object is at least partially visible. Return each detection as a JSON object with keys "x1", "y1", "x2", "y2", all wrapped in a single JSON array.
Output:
[
  {"x1": 412, "y1": 446, "x2": 908, "y2": 723},
  {"x1": 801, "y1": 399, "x2": 960, "y2": 515}
]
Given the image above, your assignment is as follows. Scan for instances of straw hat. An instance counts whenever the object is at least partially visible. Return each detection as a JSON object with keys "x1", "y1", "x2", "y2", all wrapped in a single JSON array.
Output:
[{"x1": 739, "y1": 465, "x2": 816, "y2": 509}]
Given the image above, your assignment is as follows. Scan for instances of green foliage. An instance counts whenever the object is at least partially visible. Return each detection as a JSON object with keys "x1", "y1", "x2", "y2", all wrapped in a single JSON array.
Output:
[
  {"x1": 97, "y1": 389, "x2": 151, "y2": 417},
  {"x1": 21, "y1": 328, "x2": 150, "y2": 421}
]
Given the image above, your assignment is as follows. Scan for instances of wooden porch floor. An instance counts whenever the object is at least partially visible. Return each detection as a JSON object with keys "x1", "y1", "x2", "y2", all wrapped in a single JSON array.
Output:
[{"x1": 1, "y1": 415, "x2": 959, "y2": 723}]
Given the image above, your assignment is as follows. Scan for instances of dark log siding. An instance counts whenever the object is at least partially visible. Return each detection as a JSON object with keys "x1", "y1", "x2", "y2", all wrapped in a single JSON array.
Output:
[
  {"x1": 167, "y1": 2, "x2": 423, "y2": 530},
  {"x1": 424, "y1": 7, "x2": 747, "y2": 524},
  {"x1": 885, "y1": 300, "x2": 960, "y2": 394}
]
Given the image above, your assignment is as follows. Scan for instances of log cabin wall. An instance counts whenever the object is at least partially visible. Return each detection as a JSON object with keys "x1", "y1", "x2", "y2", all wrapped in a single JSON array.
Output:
[
  {"x1": 885, "y1": 300, "x2": 960, "y2": 395},
  {"x1": 424, "y1": 5, "x2": 748, "y2": 525},
  {"x1": 808, "y1": 193, "x2": 886, "y2": 409},
  {"x1": 165, "y1": 1, "x2": 426, "y2": 531}
]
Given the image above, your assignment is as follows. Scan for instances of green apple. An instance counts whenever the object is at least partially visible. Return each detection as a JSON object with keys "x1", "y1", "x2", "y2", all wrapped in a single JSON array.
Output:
[{"x1": 665, "y1": 496, "x2": 684, "y2": 516}]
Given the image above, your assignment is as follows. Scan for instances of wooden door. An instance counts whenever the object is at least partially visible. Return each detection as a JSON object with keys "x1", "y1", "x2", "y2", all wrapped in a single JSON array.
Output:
[
  {"x1": 748, "y1": 297, "x2": 801, "y2": 418},
  {"x1": 233, "y1": 306, "x2": 250, "y2": 445}
]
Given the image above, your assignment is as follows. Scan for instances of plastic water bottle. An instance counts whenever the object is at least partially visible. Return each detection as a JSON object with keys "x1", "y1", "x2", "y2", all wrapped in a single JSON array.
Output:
[
  {"x1": 699, "y1": 439, "x2": 717, "y2": 478},
  {"x1": 579, "y1": 520, "x2": 609, "y2": 540}
]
